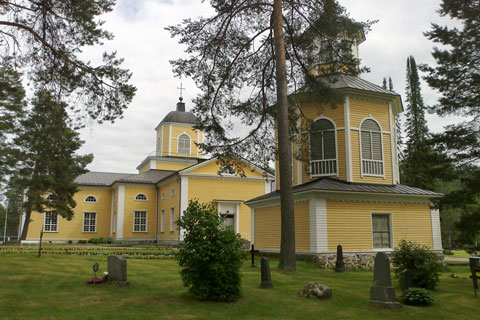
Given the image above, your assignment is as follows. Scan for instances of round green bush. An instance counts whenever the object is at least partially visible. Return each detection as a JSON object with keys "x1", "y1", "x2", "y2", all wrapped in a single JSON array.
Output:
[
  {"x1": 401, "y1": 287, "x2": 434, "y2": 306},
  {"x1": 176, "y1": 200, "x2": 246, "y2": 301},
  {"x1": 392, "y1": 240, "x2": 441, "y2": 290}
]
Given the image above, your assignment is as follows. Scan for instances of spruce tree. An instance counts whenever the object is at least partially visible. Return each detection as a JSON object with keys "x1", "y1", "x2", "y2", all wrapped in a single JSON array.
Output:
[
  {"x1": 167, "y1": 0, "x2": 371, "y2": 271},
  {"x1": 13, "y1": 90, "x2": 92, "y2": 240},
  {"x1": 401, "y1": 56, "x2": 434, "y2": 190}
]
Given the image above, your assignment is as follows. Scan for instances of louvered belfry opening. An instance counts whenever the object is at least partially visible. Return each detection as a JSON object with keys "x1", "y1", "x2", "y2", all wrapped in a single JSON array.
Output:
[
  {"x1": 360, "y1": 119, "x2": 384, "y2": 176},
  {"x1": 310, "y1": 118, "x2": 337, "y2": 176}
]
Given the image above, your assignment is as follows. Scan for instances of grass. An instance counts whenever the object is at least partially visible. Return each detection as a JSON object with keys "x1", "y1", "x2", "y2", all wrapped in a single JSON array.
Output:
[
  {"x1": 0, "y1": 253, "x2": 478, "y2": 320},
  {"x1": 451, "y1": 250, "x2": 474, "y2": 258}
]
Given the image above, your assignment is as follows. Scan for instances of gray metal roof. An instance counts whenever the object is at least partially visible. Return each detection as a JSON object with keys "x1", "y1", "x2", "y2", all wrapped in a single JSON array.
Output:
[
  {"x1": 159, "y1": 110, "x2": 199, "y2": 125},
  {"x1": 246, "y1": 177, "x2": 442, "y2": 204},
  {"x1": 75, "y1": 170, "x2": 176, "y2": 186},
  {"x1": 318, "y1": 74, "x2": 400, "y2": 96}
]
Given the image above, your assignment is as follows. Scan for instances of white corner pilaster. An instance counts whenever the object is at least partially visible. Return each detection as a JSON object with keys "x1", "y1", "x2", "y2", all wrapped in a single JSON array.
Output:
[
  {"x1": 251, "y1": 208, "x2": 255, "y2": 245},
  {"x1": 159, "y1": 125, "x2": 164, "y2": 156},
  {"x1": 116, "y1": 185, "x2": 125, "y2": 240},
  {"x1": 264, "y1": 180, "x2": 271, "y2": 194},
  {"x1": 344, "y1": 96, "x2": 353, "y2": 182},
  {"x1": 430, "y1": 208, "x2": 443, "y2": 250},
  {"x1": 309, "y1": 198, "x2": 328, "y2": 253},
  {"x1": 150, "y1": 159, "x2": 156, "y2": 170},
  {"x1": 168, "y1": 124, "x2": 172, "y2": 156},
  {"x1": 179, "y1": 176, "x2": 189, "y2": 241},
  {"x1": 110, "y1": 189, "x2": 114, "y2": 237},
  {"x1": 389, "y1": 103, "x2": 399, "y2": 184}
]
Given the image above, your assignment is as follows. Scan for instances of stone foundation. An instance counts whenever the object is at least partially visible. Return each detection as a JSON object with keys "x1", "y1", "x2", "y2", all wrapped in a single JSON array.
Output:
[{"x1": 313, "y1": 253, "x2": 378, "y2": 270}]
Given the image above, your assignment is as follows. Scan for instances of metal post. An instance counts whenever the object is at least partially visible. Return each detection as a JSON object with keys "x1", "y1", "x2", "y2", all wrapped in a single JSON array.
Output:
[{"x1": 3, "y1": 200, "x2": 9, "y2": 243}]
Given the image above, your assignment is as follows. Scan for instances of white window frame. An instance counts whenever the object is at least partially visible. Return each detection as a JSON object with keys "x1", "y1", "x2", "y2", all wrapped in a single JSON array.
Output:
[
  {"x1": 177, "y1": 133, "x2": 191, "y2": 155},
  {"x1": 43, "y1": 211, "x2": 58, "y2": 232},
  {"x1": 133, "y1": 211, "x2": 148, "y2": 233},
  {"x1": 359, "y1": 117, "x2": 385, "y2": 178},
  {"x1": 84, "y1": 195, "x2": 97, "y2": 203},
  {"x1": 371, "y1": 212, "x2": 393, "y2": 250},
  {"x1": 161, "y1": 192, "x2": 165, "y2": 200},
  {"x1": 170, "y1": 207, "x2": 175, "y2": 232},
  {"x1": 160, "y1": 210, "x2": 165, "y2": 232},
  {"x1": 309, "y1": 117, "x2": 339, "y2": 178},
  {"x1": 134, "y1": 193, "x2": 148, "y2": 201},
  {"x1": 83, "y1": 212, "x2": 97, "y2": 233},
  {"x1": 171, "y1": 188, "x2": 175, "y2": 197}
]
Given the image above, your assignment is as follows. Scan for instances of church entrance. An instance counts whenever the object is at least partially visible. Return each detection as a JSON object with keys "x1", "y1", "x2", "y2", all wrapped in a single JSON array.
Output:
[{"x1": 217, "y1": 202, "x2": 239, "y2": 233}]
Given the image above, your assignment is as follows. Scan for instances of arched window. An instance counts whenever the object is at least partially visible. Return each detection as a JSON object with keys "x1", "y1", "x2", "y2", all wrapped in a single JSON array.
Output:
[
  {"x1": 310, "y1": 118, "x2": 337, "y2": 176},
  {"x1": 46, "y1": 194, "x2": 55, "y2": 201},
  {"x1": 134, "y1": 193, "x2": 148, "y2": 201},
  {"x1": 84, "y1": 195, "x2": 97, "y2": 203},
  {"x1": 178, "y1": 134, "x2": 190, "y2": 155},
  {"x1": 360, "y1": 118, "x2": 384, "y2": 176}
]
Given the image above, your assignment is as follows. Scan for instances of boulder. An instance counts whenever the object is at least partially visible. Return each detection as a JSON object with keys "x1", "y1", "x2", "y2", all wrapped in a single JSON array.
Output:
[{"x1": 300, "y1": 282, "x2": 332, "y2": 299}]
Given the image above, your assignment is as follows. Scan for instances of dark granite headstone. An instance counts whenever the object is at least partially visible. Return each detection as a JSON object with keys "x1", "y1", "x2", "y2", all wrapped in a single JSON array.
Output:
[
  {"x1": 400, "y1": 269, "x2": 413, "y2": 292},
  {"x1": 107, "y1": 255, "x2": 128, "y2": 285},
  {"x1": 335, "y1": 245, "x2": 345, "y2": 273},
  {"x1": 260, "y1": 257, "x2": 273, "y2": 289},
  {"x1": 369, "y1": 252, "x2": 401, "y2": 309}
]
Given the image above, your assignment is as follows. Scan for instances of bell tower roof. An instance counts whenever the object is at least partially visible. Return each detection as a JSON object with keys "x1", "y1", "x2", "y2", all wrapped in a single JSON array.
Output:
[{"x1": 156, "y1": 97, "x2": 199, "y2": 130}]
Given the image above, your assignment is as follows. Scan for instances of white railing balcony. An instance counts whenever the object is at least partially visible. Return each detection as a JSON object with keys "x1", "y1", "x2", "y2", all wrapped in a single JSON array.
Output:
[
  {"x1": 311, "y1": 159, "x2": 337, "y2": 176},
  {"x1": 362, "y1": 159, "x2": 384, "y2": 176}
]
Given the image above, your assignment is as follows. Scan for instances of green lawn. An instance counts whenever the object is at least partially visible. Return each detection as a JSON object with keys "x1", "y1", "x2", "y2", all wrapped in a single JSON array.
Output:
[
  {"x1": 0, "y1": 253, "x2": 478, "y2": 320},
  {"x1": 451, "y1": 250, "x2": 474, "y2": 258}
]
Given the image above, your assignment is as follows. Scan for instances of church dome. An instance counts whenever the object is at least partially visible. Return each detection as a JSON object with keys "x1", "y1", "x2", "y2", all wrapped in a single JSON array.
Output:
[{"x1": 159, "y1": 98, "x2": 199, "y2": 125}]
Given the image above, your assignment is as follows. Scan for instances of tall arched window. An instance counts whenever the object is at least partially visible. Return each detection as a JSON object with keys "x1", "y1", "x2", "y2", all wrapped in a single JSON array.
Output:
[
  {"x1": 178, "y1": 134, "x2": 190, "y2": 155},
  {"x1": 310, "y1": 118, "x2": 337, "y2": 176},
  {"x1": 360, "y1": 118, "x2": 384, "y2": 176}
]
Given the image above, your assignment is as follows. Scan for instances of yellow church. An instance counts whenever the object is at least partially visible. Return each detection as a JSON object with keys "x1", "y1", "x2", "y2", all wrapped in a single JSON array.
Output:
[
  {"x1": 246, "y1": 34, "x2": 443, "y2": 264},
  {"x1": 24, "y1": 98, "x2": 274, "y2": 243}
]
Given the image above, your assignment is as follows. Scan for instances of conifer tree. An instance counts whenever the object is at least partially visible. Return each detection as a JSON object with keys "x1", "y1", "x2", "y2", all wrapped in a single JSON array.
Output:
[
  {"x1": 12, "y1": 90, "x2": 92, "y2": 240},
  {"x1": 168, "y1": 0, "x2": 370, "y2": 271},
  {"x1": 401, "y1": 56, "x2": 434, "y2": 189},
  {"x1": 0, "y1": 62, "x2": 26, "y2": 186},
  {"x1": 0, "y1": 1, "x2": 136, "y2": 124}
]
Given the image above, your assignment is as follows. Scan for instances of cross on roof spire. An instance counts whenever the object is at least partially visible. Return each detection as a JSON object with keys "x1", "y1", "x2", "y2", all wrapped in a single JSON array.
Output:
[{"x1": 177, "y1": 82, "x2": 186, "y2": 101}]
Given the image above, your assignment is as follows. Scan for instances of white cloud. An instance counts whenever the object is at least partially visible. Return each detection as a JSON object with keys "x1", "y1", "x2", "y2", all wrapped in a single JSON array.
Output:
[{"x1": 78, "y1": 0, "x2": 461, "y2": 173}]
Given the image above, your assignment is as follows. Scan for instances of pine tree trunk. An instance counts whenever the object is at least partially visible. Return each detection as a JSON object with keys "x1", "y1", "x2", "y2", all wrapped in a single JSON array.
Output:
[
  {"x1": 20, "y1": 201, "x2": 32, "y2": 241},
  {"x1": 273, "y1": 0, "x2": 296, "y2": 272}
]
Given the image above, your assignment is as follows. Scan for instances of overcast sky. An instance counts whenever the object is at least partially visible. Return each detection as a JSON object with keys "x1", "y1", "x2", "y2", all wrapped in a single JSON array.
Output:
[{"x1": 78, "y1": 0, "x2": 460, "y2": 174}]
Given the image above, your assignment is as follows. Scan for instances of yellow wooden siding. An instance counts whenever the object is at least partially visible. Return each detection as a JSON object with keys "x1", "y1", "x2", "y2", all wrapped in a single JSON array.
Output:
[
  {"x1": 187, "y1": 160, "x2": 264, "y2": 177},
  {"x1": 161, "y1": 125, "x2": 169, "y2": 157},
  {"x1": 336, "y1": 130, "x2": 347, "y2": 181},
  {"x1": 326, "y1": 201, "x2": 433, "y2": 252},
  {"x1": 350, "y1": 130, "x2": 393, "y2": 184},
  {"x1": 155, "y1": 161, "x2": 192, "y2": 171},
  {"x1": 349, "y1": 98, "x2": 390, "y2": 131},
  {"x1": 254, "y1": 201, "x2": 310, "y2": 252},
  {"x1": 121, "y1": 186, "x2": 157, "y2": 240},
  {"x1": 138, "y1": 162, "x2": 151, "y2": 173},
  {"x1": 169, "y1": 125, "x2": 200, "y2": 158},
  {"x1": 26, "y1": 188, "x2": 112, "y2": 241},
  {"x1": 157, "y1": 179, "x2": 180, "y2": 241},
  {"x1": 300, "y1": 101, "x2": 345, "y2": 127},
  {"x1": 188, "y1": 177, "x2": 265, "y2": 240}
]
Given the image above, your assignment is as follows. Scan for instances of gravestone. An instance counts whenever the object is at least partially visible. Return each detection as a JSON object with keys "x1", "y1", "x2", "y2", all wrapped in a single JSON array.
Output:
[
  {"x1": 335, "y1": 245, "x2": 345, "y2": 273},
  {"x1": 107, "y1": 255, "x2": 129, "y2": 285},
  {"x1": 369, "y1": 252, "x2": 401, "y2": 309},
  {"x1": 260, "y1": 257, "x2": 273, "y2": 288},
  {"x1": 400, "y1": 269, "x2": 413, "y2": 292}
]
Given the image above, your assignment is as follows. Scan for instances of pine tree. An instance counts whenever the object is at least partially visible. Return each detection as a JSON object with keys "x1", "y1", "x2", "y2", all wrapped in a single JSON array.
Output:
[
  {"x1": 0, "y1": 1, "x2": 136, "y2": 124},
  {"x1": 0, "y1": 61, "x2": 26, "y2": 186},
  {"x1": 167, "y1": 0, "x2": 370, "y2": 271},
  {"x1": 13, "y1": 90, "x2": 93, "y2": 240},
  {"x1": 401, "y1": 56, "x2": 434, "y2": 189}
]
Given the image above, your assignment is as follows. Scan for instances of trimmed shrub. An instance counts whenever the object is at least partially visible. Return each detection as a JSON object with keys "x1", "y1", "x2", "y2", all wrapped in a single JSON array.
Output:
[
  {"x1": 401, "y1": 287, "x2": 434, "y2": 306},
  {"x1": 77, "y1": 240, "x2": 87, "y2": 244},
  {"x1": 176, "y1": 200, "x2": 246, "y2": 301},
  {"x1": 391, "y1": 240, "x2": 441, "y2": 290}
]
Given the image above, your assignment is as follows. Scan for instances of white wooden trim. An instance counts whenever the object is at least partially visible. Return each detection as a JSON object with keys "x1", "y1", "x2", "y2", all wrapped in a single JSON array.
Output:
[
  {"x1": 370, "y1": 212, "x2": 393, "y2": 250},
  {"x1": 179, "y1": 176, "x2": 189, "y2": 241},
  {"x1": 150, "y1": 159, "x2": 156, "y2": 170},
  {"x1": 389, "y1": 103, "x2": 398, "y2": 184},
  {"x1": 196, "y1": 129, "x2": 200, "y2": 158},
  {"x1": 110, "y1": 189, "x2": 114, "y2": 237},
  {"x1": 344, "y1": 96, "x2": 353, "y2": 182},
  {"x1": 168, "y1": 124, "x2": 172, "y2": 156},
  {"x1": 251, "y1": 208, "x2": 255, "y2": 245},
  {"x1": 170, "y1": 207, "x2": 175, "y2": 232},
  {"x1": 235, "y1": 203, "x2": 240, "y2": 234},
  {"x1": 309, "y1": 116, "x2": 339, "y2": 178},
  {"x1": 117, "y1": 185, "x2": 125, "y2": 240},
  {"x1": 160, "y1": 125, "x2": 164, "y2": 156},
  {"x1": 359, "y1": 117, "x2": 386, "y2": 179},
  {"x1": 309, "y1": 198, "x2": 328, "y2": 253},
  {"x1": 264, "y1": 180, "x2": 271, "y2": 194},
  {"x1": 160, "y1": 210, "x2": 165, "y2": 232},
  {"x1": 430, "y1": 208, "x2": 443, "y2": 250}
]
